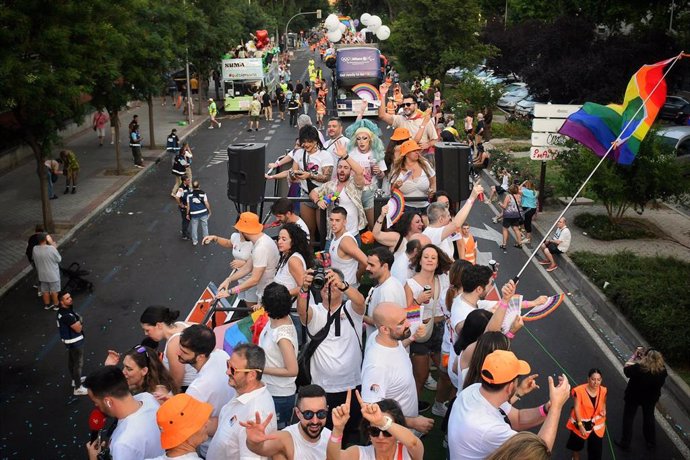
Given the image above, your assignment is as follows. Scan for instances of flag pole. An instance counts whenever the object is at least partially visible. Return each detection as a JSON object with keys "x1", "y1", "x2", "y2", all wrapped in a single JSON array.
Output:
[{"x1": 514, "y1": 51, "x2": 686, "y2": 281}]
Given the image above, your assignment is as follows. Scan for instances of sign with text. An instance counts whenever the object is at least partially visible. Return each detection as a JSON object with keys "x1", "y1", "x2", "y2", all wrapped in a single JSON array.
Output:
[
  {"x1": 532, "y1": 118, "x2": 566, "y2": 133},
  {"x1": 530, "y1": 146, "x2": 561, "y2": 161},
  {"x1": 533, "y1": 103, "x2": 581, "y2": 119},
  {"x1": 222, "y1": 58, "x2": 263, "y2": 81},
  {"x1": 531, "y1": 132, "x2": 569, "y2": 147}
]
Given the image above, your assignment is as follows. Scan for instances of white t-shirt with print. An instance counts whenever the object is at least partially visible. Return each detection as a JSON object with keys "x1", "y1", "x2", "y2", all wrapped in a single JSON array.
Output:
[
  {"x1": 292, "y1": 148, "x2": 334, "y2": 193},
  {"x1": 348, "y1": 150, "x2": 387, "y2": 187},
  {"x1": 325, "y1": 136, "x2": 350, "y2": 179}
]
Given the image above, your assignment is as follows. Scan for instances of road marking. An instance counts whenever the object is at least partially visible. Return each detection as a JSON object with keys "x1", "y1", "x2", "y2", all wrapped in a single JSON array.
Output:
[
  {"x1": 125, "y1": 240, "x2": 141, "y2": 256},
  {"x1": 161, "y1": 202, "x2": 174, "y2": 214},
  {"x1": 146, "y1": 219, "x2": 158, "y2": 233},
  {"x1": 268, "y1": 129, "x2": 276, "y2": 134},
  {"x1": 470, "y1": 224, "x2": 503, "y2": 246},
  {"x1": 264, "y1": 136, "x2": 272, "y2": 141},
  {"x1": 102, "y1": 265, "x2": 121, "y2": 284},
  {"x1": 207, "y1": 150, "x2": 228, "y2": 167}
]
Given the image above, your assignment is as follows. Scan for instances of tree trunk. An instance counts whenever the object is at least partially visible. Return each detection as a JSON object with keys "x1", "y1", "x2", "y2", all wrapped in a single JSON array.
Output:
[
  {"x1": 147, "y1": 95, "x2": 155, "y2": 149},
  {"x1": 25, "y1": 133, "x2": 55, "y2": 233},
  {"x1": 111, "y1": 109, "x2": 123, "y2": 175}
]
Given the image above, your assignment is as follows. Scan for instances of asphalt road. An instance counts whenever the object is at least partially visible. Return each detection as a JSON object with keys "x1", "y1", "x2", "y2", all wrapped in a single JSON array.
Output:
[{"x1": 0, "y1": 49, "x2": 683, "y2": 459}]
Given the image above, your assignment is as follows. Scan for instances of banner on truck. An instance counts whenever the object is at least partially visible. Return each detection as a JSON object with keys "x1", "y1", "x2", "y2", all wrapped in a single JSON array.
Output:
[{"x1": 222, "y1": 58, "x2": 263, "y2": 80}]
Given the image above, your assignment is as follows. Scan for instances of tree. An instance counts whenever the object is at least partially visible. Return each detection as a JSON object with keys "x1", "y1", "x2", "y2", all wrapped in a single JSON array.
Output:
[
  {"x1": 556, "y1": 134, "x2": 689, "y2": 222},
  {"x1": 0, "y1": 1, "x2": 97, "y2": 231},
  {"x1": 388, "y1": 0, "x2": 494, "y2": 79}
]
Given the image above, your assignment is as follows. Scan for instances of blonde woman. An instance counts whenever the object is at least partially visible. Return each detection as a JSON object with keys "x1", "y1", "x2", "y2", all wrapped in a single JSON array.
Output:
[{"x1": 389, "y1": 140, "x2": 436, "y2": 213}]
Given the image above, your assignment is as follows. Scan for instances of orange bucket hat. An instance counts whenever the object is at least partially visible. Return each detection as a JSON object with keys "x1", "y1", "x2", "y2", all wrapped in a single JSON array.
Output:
[
  {"x1": 234, "y1": 212, "x2": 263, "y2": 235},
  {"x1": 390, "y1": 127, "x2": 411, "y2": 141},
  {"x1": 157, "y1": 394, "x2": 212, "y2": 449},
  {"x1": 400, "y1": 139, "x2": 422, "y2": 156}
]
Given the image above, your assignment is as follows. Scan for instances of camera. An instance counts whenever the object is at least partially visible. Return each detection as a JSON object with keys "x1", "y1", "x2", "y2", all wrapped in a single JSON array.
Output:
[{"x1": 312, "y1": 261, "x2": 326, "y2": 290}]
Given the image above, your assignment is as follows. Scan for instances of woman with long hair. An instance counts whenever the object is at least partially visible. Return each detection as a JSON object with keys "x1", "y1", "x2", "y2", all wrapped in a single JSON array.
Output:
[
  {"x1": 139, "y1": 306, "x2": 197, "y2": 390},
  {"x1": 519, "y1": 180, "x2": 538, "y2": 244},
  {"x1": 566, "y1": 368, "x2": 607, "y2": 460},
  {"x1": 389, "y1": 140, "x2": 436, "y2": 213},
  {"x1": 404, "y1": 244, "x2": 452, "y2": 413},
  {"x1": 487, "y1": 432, "x2": 551, "y2": 460},
  {"x1": 617, "y1": 348, "x2": 667, "y2": 451},
  {"x1": 498, "y1": 184, "x2": 524, "y2": 250},
  {"x1": 104, "y1": 345, "x2": 178, "y2": 397},
  {"x1": 372, "y1": 205, "x2": 425, "y2": 272},
  {"x1": 328, "y1": 393, "x2": 424, "y2": 460},
  {"x1": 383, "y1": 128, "x2": 411, "y2": 193},
  {"x1": 259, "y1": 283, "x2": 299, "y2": 429},
  {"x1": 444, "y1": 259, "x2": 473, "y2": 389},
  {"x1": 344, "y1": 119, "x2": 387, "y2": 229},
  {"x1": 274, "y1": 223, "x2": 314, "y2": 297}
]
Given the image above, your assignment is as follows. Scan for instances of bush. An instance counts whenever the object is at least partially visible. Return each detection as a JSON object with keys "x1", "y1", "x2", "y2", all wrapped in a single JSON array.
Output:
[
  {"x1": 573, "y1": 213, "x2": 656, "y2": 240},
  {"x1": 491, "y1": 120, "x2": 532, "y2": 139},
  {"x1": 570, "y1": 251, "x2": 690, "y2": 364}
]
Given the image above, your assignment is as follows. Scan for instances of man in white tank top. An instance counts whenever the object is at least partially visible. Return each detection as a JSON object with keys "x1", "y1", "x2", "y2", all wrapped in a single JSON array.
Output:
[
  {"x1": 327, "y1": 207, "x2": 367, "y2": 288},
  {"x1": 243, "y1": 384, "x2": 331, "y2": 460}
]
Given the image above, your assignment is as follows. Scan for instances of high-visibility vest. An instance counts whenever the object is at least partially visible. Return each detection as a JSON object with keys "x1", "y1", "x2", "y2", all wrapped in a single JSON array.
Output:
[
  {"x1": 566, "y1": 384, "x2": 607, "y2": 439},
  {"x1": 461, "y1": 234, "x2": 476, "y2": 264}
]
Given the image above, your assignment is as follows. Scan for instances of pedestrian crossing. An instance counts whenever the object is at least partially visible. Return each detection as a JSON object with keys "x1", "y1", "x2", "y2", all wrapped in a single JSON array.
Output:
[{"x1": 205, "y1": 122, "x2": 283, "y2": 167}]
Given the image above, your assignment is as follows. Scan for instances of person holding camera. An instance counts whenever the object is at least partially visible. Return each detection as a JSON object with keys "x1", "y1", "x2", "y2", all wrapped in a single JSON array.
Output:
[
  {"x1": 616, "y1": 347, "x2": 667, "y2": 451},
  {"x1": 296, "y1": 267, "x2": 365, "y2": 446}
]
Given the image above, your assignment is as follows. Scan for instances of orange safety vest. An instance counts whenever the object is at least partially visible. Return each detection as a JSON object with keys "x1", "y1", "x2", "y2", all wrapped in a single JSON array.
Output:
[
  {"x1": 566, "y1": 384, "x2": 607, "y2": 439},
  {"x1": 461, "y1": 234, "x2": 476, "y2": 265}
]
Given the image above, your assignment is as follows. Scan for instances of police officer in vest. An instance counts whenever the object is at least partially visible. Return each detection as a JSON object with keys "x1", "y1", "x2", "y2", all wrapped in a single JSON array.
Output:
[
  {"x1": 175, "y1": 176, "x2": 192, "y2": 240},
  {"x1": 56, "y1": 290, "x2": 88, "y2": 396},
  {"x1": 129, "y1": 123, "x2": 144, "y2": 168},
  {"x1": 171, "y1": 147, "x2": 190, "y2": 197},
  {"x1": 166, "y1": 128, "x2": 180, "y2": 153},
  {"x1": 186, "y1": 180, "x2": 211, "y2": 246}
]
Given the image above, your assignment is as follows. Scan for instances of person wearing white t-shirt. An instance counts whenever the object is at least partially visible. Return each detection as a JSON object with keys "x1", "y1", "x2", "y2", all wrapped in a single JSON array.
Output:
[
  {"x1": 270, "y1": 197, "x2": 311, "y2": 241},
  {"x1": 326, "y1": 207, "x2": 367, "y2": 288},
  {"x1": 84, "y1": 366, "x2": 164, "y2": 460},
  {"x1": 422, "y1": 185, "x2": 483, "y2": 260},
  {"x1": 297, "y1": 267, "x2": 366, "y2": 446},
  {"x1": 448, "y1": 350, "x2": 571, "y2": 460},
  {"x1": 202, "y1": 231, "x2": 258, "y2": 303},
  {"x1": 361, "y1": 303, "x2": 434, "y2": 436},
  {"x1": 362, "y1": 247, "x2": 406, "y2": 340},
  {"x1": 324, "y1": 117, "x2": 350, "y2": 180},
  {"x1": 177, "y1": 325, "x2": 234, "y2": 457},
  {"x1": 243, "y1": 384, "x2": 332, "y2": 460},
  {"x1": 216, "y1": 212, "x2": 280, "y2": 305},
  {"x1": 206, "y1": 344, "x2": 277, "y2": 460},
  {"x1": 390, "y1": 238, "x2": 423, "y2": 285},
  {"x1": 538, "y1": 217, "x2": 572, "y2": 273}
]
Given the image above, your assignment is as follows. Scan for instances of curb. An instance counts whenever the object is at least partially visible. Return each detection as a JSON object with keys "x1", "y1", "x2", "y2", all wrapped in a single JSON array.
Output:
[{"x1": 0, "y1": 115, "x2": 210, "y2": 299}]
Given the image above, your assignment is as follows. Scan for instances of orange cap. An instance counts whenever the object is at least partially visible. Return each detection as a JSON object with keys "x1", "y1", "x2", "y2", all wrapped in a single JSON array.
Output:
[
  {"x1": 390, "y1": 127, "x2": 411, "y2": 141},
  {"x1": 157, "y1": 394, "x2": 212, "y2": 449},
  {"x1": 234, "y1": 212, "x2": 263, "y2": 235},
  {"x1": 481, "y1": 350, "x2": 531, "y2": 384},
  {"x1": 400, "y1": 139, "x2": 422, "y2": 156}
]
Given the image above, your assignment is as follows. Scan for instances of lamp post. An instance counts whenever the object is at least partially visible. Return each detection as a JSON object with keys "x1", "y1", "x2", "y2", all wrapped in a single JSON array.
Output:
[{"x1": 285, "y1": 9, "x2": 322, "y2": 51}]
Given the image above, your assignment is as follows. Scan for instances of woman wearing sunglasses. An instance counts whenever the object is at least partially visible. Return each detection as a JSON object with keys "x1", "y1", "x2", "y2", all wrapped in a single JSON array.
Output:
[
  {"x1": 104, "y1": 345, "x2": 178, "y2": 398},
  {"x1": 327, "y1": 389, "x2": 424, "y2": 460},
  {"x1": 389, "y1": 140, "x2": 436, "y2": 214}
]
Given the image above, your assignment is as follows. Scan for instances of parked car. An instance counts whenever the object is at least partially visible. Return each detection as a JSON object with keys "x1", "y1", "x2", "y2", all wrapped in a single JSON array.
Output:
[
  {"x1": 659, "y1": 96, "x2": 689, "y2": 120},
  {"x1": 515, "y1": 95, "x2": 539, "y2": 117},
  {"x1": 502, "y1": 82, "x2": 527, "y2": 94},
  {"x1": 655, "y1": 126, "x2": 690, "y2": 176},
  {"x1": 672, "y1": 103, "x2": 690, "y2": 125},
  {"x1": 497, "y1": 88, "x2": 529, "y2": 111}
]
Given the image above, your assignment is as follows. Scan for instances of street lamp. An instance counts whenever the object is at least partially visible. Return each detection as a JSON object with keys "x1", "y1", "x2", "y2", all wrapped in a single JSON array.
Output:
[{"x1": 285, "y1": 9, "x2": 322, "y2": 51}]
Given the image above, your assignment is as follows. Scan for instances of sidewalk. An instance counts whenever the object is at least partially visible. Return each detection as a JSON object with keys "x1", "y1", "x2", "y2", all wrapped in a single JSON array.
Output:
[{"x1": 0, "y1": 99, "x2": 208, "y2": 296}]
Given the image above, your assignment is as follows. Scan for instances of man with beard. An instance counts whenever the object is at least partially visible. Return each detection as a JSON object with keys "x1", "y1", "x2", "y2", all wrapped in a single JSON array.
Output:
[
  {"x1": 361, "y1": 302, "x2": 435, "y2": 435},
  {"x1": 362, "y1": 247, "x2": 406, "y2": 340},
  {"x1": 206, "y1": 344, "x2": 276, "y2": 460},
  {"x1": 448, "y1": 349, "x2": 571, "y2": 459},
  {"x1": 377, "y1": 85, "x2": 438, "y2": 156},
  {"x1": 178, "y1": 324, "x2": 233, "y2": 457},
  {"x1": 242, "y1": 384, "x2": 331, "y2": 459},
  {"x1": 323, "y1": 117, "x2": 350, "y2": 179}
]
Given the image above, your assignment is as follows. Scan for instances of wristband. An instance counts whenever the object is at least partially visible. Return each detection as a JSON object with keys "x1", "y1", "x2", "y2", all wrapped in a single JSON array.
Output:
[
  {"x1": 467, "y1": 198, "x2": 475, "y2": 205},
  {"x1": 505, "y1": 331, "x2": 515, "y2": 339},
  {"x1": 231, "y1": 286, "x2": 241, "y2": 295},
  {"x1": 338, "y1": 282, "x2": 350, "y2": 292},
  {"x1": 329, "y1": 434, "x2": 343, "y2": 443},
  {"x1": 342, "y1": 154, "x2": 349, "y2": 161},
  {"x1": 539, "y1": 404, "x2": 547, "y2": 417},
  {"x1": 498, "y1": 300, "x2": 508, "y2": 310},
  {"x1": 377, "y1": 416, "x2": 393, "y2": 431},
  {"x1": 514, "y1": 393, "x2": 521, "y2": 400},
  {"x1": 299, "y1": 290, "x2": 309, "y2": 299}
]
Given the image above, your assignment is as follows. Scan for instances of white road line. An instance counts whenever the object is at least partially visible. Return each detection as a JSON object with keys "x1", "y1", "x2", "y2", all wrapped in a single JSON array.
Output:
[
  {"x1": 268, "y1": 129, "x2": 276, "y2": 134},
  {"x1": 264, "y1": 136, "x2": 272, "y2": 141}
]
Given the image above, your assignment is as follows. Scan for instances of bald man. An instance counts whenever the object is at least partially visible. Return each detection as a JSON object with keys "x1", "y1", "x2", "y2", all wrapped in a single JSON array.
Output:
[{"x1": 361, "y1": 302, "x2": 434, "y2": 435}]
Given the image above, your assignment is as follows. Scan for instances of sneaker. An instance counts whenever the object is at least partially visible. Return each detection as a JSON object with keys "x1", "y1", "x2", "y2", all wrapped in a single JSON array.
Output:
[
  {"x1": 218, "y1": 122, "x2": 221, "y2": 128},
  {"x1": 432, "y1": 401, "x2": 449, "y2": 417},
  {"x1": 181, "y1": 236, "x2": 190, "y2": 241},
  {"x1": 72, "y1": 376, "x2": 86, "y2": 387},
  {"x1": 247, "y1": 128, "x2": 252, "y2": 132},
  {"x1": 546, "y1": 265, "x2": 558, "y2": 272},
  {"x1": 135, "y1": 164, "x2": 144, "y2": 169},
  {"x1": 73, "y1": 386, "x2": 88, "y2": 396},
  {"x1": 44, "y1": 304, "x2": 55, "y2": 311},
  {"x1": 192, "y1": 241, "x2": 198, "y2": 246},
  {"x1": 424, "y1": 375, "x2": 437, "y2": 391},
  {"x1": 491, "y1": 216, "x2": 498, "y2": 224},
  {"x1": 52, "y1": 305, "x2": 59, "y2": 311},
  {"x1": 208, "y1": 126, "x2": 214, "y2": 129},
  {"x1": 418, "y1": 401, "x2": 431, "y2": 413}
]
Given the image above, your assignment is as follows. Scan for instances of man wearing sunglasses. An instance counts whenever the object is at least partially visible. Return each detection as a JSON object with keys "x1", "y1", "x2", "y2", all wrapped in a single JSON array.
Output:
[
  {"x1": 207, "y1": 344, "x2": 276, "y2": 460},
  {"x1": 243, "y1": 384, "x2": 331, "y2": 459},
  {"x1": 378, "y1": 81, "x2": 438, "y2": 155}
]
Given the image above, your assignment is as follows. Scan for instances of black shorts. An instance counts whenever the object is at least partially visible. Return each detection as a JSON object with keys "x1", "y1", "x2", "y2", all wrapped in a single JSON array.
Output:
[
  {"x1": 410, "y1": 321, "x2": 444, "y2": 355},
  {"x1": 502, "y1": 217, "x2": 521, "y2": 228},
  {"x1": 546, "y1": 242, "x2": 562, "y2": 254},
  {"x1": 566, "y1": 430, "x2": 602, "y2": 453}
]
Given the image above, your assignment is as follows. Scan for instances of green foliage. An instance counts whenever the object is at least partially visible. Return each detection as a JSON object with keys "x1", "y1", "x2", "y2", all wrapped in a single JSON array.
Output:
[
  {"x1": 445, "y1": 75, "x2": 502, "y2": 121},
  {"x1": 573, "y1": 213, "x2": 656, "y2": 240},
  {"x1": 570, "y1": 251, "x2": 690, "y2": 364},
  {"x1": 490, "y1": 120, "x2": 532, "y2": 139},
  {"x1": 556, "y1": 134, "x2": 689, "y2": 221},
  {"x1": 388, "y1": 0, "x2": 494, "y2": 78}
]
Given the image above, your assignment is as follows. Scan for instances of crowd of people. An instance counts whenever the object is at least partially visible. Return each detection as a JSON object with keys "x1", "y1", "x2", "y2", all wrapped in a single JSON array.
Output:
[{"x1": 38, "y1": 40, "x2": 670, "y2": 460}]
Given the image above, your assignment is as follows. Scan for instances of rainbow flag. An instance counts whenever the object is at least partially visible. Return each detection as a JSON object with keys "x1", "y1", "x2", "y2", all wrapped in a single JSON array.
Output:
[
  {"x1": 213, "y1": 308, "x2": 267, "y2": 355},
  {"x1": 559, "y1": 56, "x2": 678, "y2": 165}
]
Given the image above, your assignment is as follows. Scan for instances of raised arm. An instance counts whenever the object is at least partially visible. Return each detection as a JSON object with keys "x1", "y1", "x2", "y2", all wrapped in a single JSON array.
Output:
[
  {"x1": 378, "y1": 82, "x2": 395, "y2": 125},
  {"x1": 373, "y1": 205, "x2": 401, "y2": 248}
]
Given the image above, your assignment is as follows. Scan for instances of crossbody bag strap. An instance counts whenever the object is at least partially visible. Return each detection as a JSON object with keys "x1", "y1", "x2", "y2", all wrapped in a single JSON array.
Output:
[
  {"x1": 511, "y1": 194, "x2": 523, "y2": 219},
  {"x1": 342, "y1": 302, "x2": 363, "y2": 354}
]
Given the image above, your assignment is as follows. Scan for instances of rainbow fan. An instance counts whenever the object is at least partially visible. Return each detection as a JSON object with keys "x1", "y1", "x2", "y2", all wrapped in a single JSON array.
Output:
[
  {"x1": 501, "y1": 295, "x2": 523, "y2": 334},
  {"x1": 522, "y1": 293, "x2": 565, "y2": 321},
  {"x1": 352, "y1": 83, "x2": 380, "y2": 103},
  {"x1": 386, "y1": 189, "x2": 405, "y2": 226}
]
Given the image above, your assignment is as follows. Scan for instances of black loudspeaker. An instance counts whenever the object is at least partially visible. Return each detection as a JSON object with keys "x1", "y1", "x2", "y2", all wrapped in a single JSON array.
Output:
[
  {"x1": 434, "y1": 142, "x2": 472, "y2": 202},
  {"x1": 227, "y1": 143, "x2": 266, "y2": 206}
]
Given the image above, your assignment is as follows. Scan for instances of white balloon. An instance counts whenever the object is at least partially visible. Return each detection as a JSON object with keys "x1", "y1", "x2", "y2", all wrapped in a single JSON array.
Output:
[
  {"x1": 338, "y1": 23, "x2": 347, "y2": 33},
  {"x1": 368, "y1": 15, "x2": 382, "y2": 32},
  {"x1": 360, "y1": 27, "x2": 369, "y2": 34},
  {"x1": 325, "y1": 14, "x2": 340, "y2": 31},
  {"x1": 360, "y1": 13, "x2": 371, "y2": 26},
  {"x1": 376, "y1": 25, "x2": 391, "y2": 40},
  {"x1": 327, "y1": 29, "x2": 342, "y2": 43}
]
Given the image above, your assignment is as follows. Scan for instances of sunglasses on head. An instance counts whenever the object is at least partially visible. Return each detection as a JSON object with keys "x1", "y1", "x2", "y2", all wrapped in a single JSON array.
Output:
[
  {"x1": 368, "y1": 426, "x2": 393, "y2": 437},
  {"x1": 402, "y1": 102, "x2": 415, "y2": 107},
  {"x1": 132, "y1": 345, "x2": 150, "y2": 366},
  {"x1": 300, "y1": 409, "x2": 328, "y2": 420},
  {"x1": 228, "y1": 364, "x2": 262, "y2": 376}
]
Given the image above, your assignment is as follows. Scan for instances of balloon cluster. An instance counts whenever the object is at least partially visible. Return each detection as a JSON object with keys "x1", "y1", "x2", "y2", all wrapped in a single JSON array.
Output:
[
  {"x1": 323, "y1": 13, "x2": 391, "y2": 43},
  {"x1": 254, "y1": 30, "x2": 270, "y2": 50}
]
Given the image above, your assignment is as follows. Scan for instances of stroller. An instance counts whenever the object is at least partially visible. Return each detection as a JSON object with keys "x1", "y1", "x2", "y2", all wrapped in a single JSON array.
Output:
[{"x1": 60, "y1": 262, "x2": 94, "y2": 293}]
